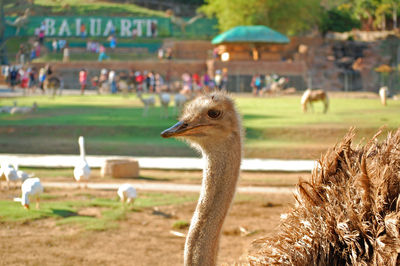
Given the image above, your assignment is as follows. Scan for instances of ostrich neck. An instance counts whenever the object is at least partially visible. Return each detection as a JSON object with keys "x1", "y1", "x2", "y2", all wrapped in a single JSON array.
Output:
[{"x1": 184, "y1": 134, "x2": 242, "y2": 266}]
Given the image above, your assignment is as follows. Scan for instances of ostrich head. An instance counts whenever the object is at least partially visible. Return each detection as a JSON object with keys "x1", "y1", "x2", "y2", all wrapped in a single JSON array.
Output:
[{"x1": 161, "y1": 91, "x2": 242, "y2": 151}]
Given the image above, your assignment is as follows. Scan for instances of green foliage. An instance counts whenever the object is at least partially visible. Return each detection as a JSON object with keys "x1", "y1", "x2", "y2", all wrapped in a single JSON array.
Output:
[
  {"x1": 336, "y1": 0, "x2": 400, "y2": 30},
  {"x1": 199, "y1": 0, "x2": 322, "y2": 35},
  {"x1": 320, "y1": 8, "x2": 361, "y2": 34},
  {"x1": 172, "y1": 220, "x2": 190, "y2": 229}
]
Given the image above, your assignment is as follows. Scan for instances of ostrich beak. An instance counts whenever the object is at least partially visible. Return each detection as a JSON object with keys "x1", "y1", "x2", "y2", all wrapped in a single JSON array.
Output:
[{"x1": 161, "y1": 121, "x2": 188, "y2": 138}]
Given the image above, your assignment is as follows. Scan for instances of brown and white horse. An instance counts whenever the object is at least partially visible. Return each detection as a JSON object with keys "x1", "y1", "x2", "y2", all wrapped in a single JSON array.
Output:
[{"x1": 301, "y1": 88, "x2": 329, "y2": 113}]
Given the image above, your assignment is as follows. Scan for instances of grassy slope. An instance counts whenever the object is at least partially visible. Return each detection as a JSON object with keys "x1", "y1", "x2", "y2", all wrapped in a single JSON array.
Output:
[{"x1": 0, "y1": 94, "x2": 399, "y2": 158}]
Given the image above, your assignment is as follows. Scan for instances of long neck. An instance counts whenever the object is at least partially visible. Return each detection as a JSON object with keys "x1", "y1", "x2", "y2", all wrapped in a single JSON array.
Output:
[
  {"x1": 22, "y1": 191, "x2": 29, "y2": 205},
  {"x1": 79, "y1": 140, "x2": 86, "y2": 159},
  {"x1": 184, "y1": 133, "x2": 242, "y2": 266}
]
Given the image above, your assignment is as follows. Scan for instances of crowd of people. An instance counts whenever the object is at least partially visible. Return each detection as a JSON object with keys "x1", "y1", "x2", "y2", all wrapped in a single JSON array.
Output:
[
  {"x1": 1, "y1": 64, "x2": 55, "y2": 94},
  {"x1": 85, "y1": 68, "x2": 230, "y2": 96}
]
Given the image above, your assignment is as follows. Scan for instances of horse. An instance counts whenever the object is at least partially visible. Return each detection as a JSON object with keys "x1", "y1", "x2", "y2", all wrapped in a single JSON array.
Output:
[
  {"x1": 301, "y1": 88, "x2": 329, "y2": 113},
  {"x1": 379, "y1": 86, "x2": 388, "y2": 106}
]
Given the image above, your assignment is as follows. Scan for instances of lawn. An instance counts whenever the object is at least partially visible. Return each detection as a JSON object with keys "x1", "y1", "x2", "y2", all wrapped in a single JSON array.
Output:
[
  {"x1": 0, "y1": 93, "x2": 399, "y2": 159},
  {"x1": 0, "y1": 190, "x2": 197, "y2": 230}
]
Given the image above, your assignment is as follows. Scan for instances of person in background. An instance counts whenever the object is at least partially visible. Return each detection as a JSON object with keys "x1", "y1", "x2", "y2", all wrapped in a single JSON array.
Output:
[
  {"x1": 135, "y1": 71, "x2": 144, "y2": 92},
  {"x1": 34, "y1": 41, "x2": 41, "y2": 58},
  {"x1": 202, "y1": 72, "x2": 211, "y2": 93},
  {"x1": 108, "y1": 70, "x2": 117, "y2": 94},
  {"x1": 251, "y1": 73, "x2": 262, "y2": 96},
  {"x1": 165, "y1": 48, "x2": 172, "y2": 60},
  {"x1": 80, "y1": 23, "x2": 86, "y2": 38},
  {"x1": 38, "y1": 66, "x2": 46, "y2": 93},
  {"x1": 109, "y1": 35, "x2": 117, "y2": 50},
  {"x1": 30, "y1": 48, "x2": 36, "y2": 61},
  {"x1": 52, "y1": 39, "x2": 58, "y2": 53},
  {"x1": 28, "y1": 67, "x2": 37, "y2": 94},
  {"x1": 98, "y1": 45, "x2": 108, "y2": 61},
  {"x1": 154, "y1": 73, "x2": 164, "y2": 93},
  {"x1": 20, "y1": 67, "x2": 29, "y2": 92},
  {"x1": 16, "y1": 44, "x2": 25, "y2": 65},
  {"x1": 221, "y1": 68, "x2": 228, "y2": 91},
  {"x1": 158, "y1": 48, "x2": 164, "y2": 60},
  {"x1": 151, "y1": 21, "x2": 157, "y2": 37},
  {"x1": 9, "y1": 66, "x2": 19, "y2": 91},
  {"x1": 38, "y1": 28, "x2": 45, "y2": 45},
  {"x1": 63, "y1": 43, "x2": 70, "y2": 62},
  {"x1": 79, "y1": 68, "x2": 88, "y2": 95},
  {"x1": 214, "y1": 69, "x2": 222, "y2": 90}
]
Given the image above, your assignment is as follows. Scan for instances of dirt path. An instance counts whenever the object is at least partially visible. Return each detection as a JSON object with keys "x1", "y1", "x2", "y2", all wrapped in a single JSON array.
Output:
[
  {"x1": 0, "y1": 186, "x2": 294, "y2": 266},
  {"x1": 42, "y1": 181, "x2": 295, "y2": 194}
]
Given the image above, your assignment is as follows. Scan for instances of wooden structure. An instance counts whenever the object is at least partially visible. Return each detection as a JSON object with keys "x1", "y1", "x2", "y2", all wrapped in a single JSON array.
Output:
[{"x1": 211, "y1": 25, "x2": 290, "y2": 61}]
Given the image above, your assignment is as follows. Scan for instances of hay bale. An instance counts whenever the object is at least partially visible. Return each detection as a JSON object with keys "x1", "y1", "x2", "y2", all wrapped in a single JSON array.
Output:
[{"x1": 101, "y1": 159, "x2": 139, "y2": 178}]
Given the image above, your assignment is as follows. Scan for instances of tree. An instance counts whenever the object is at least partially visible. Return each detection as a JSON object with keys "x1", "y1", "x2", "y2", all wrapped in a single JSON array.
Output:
[
  {"x1": 320, "y1": 8, "x2": 361, "y2": 34},
  {"x1": 198, "y1": 0, "x2": 322, "y2": 35}
]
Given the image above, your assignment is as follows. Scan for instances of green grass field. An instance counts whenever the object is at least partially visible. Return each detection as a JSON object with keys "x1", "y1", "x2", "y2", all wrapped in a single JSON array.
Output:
[
  {"x1": 0, "y1": 93, "x2": 399, "y2": 159},
  {"x1": 0, "y1": 191, "x2": 198, "y2": 230}
]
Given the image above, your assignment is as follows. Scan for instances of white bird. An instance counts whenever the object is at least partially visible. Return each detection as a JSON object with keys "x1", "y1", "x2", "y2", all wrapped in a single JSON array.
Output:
[
  {"x1": 2, "y1": 163, "x2": 19, "y2": 189},
  {"x1": 73, "y1": 136, "x2": 91, "y2": 187},
  {"x1": 117, "y1": 184, "x2": 137, "y2": 204},
  {"x1": 14, "y1": 177, "x2": 44, "y2": 209},
  {"x1": 13, "y1": 163, "x2": 33, "y2": 182}
]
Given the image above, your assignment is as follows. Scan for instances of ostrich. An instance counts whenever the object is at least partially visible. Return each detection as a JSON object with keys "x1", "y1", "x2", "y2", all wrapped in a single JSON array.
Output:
[
  {"x1": 6, "y1": 8, "x2": 30, "y2": 35},
  {"x1": 137, "y1": 92, "x2": 155, "y2": 117},
  {"x1": 379, "y1": 86, "x2": 388, "y2": 106},
  {"x1": 161, "y1": 91, "x2": 400, "y2": 265},
  {"x1": 73, "y1": 136, "x2": 91, "y2": 188},
  {"x1": 158, "y1": 92, "x2": 171, "y2": 118},
  {"x1": 301, "y1": 88, "x2": 329, "y2": 113}
]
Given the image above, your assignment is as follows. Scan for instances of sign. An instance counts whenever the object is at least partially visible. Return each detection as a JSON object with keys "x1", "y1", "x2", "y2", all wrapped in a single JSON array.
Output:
[{"x1": 5, "y1": 16, "x2": 172, "y2": 38}]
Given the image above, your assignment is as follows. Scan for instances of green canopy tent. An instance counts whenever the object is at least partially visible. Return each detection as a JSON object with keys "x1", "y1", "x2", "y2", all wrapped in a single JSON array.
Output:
[
  {"x1": 211, "y1": 25, "x2": 289, "y2": 44},
  {"x1": 211, "y1": 25, "x2": 289, "y2": 61}
]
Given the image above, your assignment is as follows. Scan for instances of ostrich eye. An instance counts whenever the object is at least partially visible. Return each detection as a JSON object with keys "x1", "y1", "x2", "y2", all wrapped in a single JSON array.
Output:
[{"x1": 207, "y1": 109, "x2": 221, "y2": 119}]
